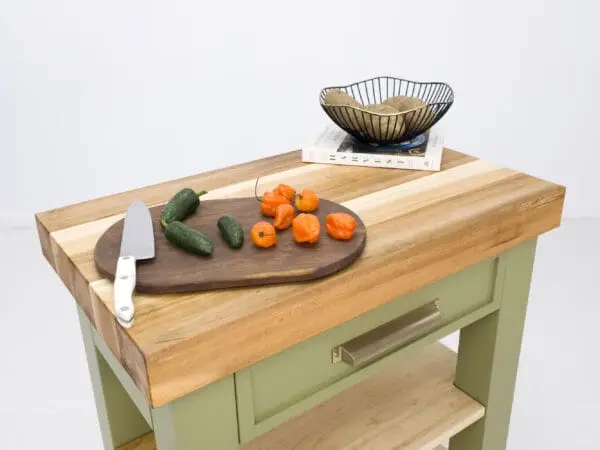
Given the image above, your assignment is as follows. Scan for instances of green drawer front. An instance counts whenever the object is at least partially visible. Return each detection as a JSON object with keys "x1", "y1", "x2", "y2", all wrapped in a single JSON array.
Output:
[{"x1": 236, "y1": 255, "x2": 502, "y2": 443}]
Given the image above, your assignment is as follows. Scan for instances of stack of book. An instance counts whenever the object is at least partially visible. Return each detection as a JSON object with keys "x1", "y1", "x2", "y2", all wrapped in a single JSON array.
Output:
[{"x1": 301, "y1": 125, "x2": 444, "y2": 172}]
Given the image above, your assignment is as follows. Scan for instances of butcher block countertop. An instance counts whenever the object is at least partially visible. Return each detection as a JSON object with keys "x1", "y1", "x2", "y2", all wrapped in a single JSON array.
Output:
[{"x1": 35, "y1": 149, "x2": 565, "y2": 408}]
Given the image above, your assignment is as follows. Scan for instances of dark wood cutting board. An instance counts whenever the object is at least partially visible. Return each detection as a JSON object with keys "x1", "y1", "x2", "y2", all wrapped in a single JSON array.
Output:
[{"x1": 94, "y1": 197, "x2": 366, "y2": 294}]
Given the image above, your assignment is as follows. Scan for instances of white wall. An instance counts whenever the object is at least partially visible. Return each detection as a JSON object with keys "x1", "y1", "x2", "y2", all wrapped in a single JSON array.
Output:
[{"x1": 2, "y1": 0, "x2": 598, "y2": 225}]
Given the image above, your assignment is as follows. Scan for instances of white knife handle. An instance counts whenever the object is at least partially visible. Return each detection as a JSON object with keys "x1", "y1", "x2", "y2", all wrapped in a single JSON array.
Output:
[{"x1": 114, "y1": 256, "x2": 136, "y2": 328}]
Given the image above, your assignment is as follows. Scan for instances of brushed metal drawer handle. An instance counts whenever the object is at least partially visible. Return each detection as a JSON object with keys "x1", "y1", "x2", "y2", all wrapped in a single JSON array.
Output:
[{"x1": 332, "y1": 301, "x2": 441, "y2": 366}]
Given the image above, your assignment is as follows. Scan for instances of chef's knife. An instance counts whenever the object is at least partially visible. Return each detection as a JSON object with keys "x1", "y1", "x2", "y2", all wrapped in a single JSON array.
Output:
[{"x1": 115, "y1": 200, "x2": 155, "y2": 328}]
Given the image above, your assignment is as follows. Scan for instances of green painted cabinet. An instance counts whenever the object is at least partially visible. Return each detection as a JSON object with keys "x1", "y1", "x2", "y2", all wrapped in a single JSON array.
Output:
[{"x1": 236, "y1": 255, "x2": 504, "y2": 443}]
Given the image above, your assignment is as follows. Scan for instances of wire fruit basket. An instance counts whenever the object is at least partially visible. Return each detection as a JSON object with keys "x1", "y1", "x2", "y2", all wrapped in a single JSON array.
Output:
[{"x1": 319, "y1": 76, "x2": 454, "y2": 145}]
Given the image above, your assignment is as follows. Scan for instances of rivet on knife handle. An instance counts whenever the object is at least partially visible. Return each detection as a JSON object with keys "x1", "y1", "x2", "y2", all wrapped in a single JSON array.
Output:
[{"x1": 114, "y1": 255, "x2": 136, "y2": 328}]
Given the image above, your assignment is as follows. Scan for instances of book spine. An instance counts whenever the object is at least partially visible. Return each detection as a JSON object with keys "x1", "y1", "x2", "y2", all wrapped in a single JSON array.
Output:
[{"x1": 301, "y1": 150, "x2": 439, "y2": 171}]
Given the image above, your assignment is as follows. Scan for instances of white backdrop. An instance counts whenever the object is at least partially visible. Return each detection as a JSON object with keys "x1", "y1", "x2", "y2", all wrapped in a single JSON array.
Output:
[{"x1": 2, "y1": 0, "x2": 598, "y2": 225}]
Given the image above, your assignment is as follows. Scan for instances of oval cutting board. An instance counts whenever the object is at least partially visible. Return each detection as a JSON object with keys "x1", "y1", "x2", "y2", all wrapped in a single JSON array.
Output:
[{"x1": 94, "y1": 198, "x2": 366, "y2": 294}]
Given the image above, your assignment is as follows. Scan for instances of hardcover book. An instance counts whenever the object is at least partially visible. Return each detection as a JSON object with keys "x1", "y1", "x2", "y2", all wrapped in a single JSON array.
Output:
[{"x1": 302, "y1": 126, "x2": 444, "y2": 171}]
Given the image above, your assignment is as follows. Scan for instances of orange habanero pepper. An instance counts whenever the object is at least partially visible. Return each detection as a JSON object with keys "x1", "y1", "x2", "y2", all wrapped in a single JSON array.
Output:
[
  {"x1": 260, "y1": 191, "x2": 290, "y2": 217},
  {"x1": 294, "y1": 189, "x2": 319, "y2": 212},
  {"x1": 273, "y1": 203, "x2": 295, "y2": 230},
  {"x1": 325, "y1": 213, "x2": 357, "y2": 240},
  {"x1": 292, "y1": 213, "x2": 321, "y2": 244},
  {"x1": 250, "y1": 221, "x2": 277, "y2": 248},
  {"x1": 273, "y1": 184, "x2": 296, "y2": 201}
]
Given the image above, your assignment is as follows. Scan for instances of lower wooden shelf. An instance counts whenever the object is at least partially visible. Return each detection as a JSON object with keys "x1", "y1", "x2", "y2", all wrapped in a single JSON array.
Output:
[
  {"x1": 119, "y1": 438, "x2": 447, "y2": 450},
  {"x1": 118, "y1": 438, "x2": 448, "y2": 450},
  {"x1": 117, "y1": 432, "x2": 155, "y2": 450},
  {"x1": 117, "y1": 343, "x2": 483, "y2": 450}
]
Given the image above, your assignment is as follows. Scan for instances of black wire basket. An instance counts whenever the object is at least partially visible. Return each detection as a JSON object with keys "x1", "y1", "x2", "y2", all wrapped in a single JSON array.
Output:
[{"x1": 319, "y1": 76, "x2": 454, "y2": 145}]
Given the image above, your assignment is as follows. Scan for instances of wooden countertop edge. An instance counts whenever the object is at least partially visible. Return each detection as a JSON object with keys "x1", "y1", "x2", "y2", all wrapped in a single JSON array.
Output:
[
  {"x1": 35, "y1": 215, "x2": 55, "y2": 268},
  {"x1": 36, "y1": 214, "x2": 152, "y2": 399},
  {"x1": 145, "y1": 183, "x2": 565, "y2": 407}
]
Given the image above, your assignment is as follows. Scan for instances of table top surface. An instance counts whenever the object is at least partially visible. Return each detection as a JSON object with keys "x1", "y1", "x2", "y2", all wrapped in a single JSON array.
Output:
[{"x1": 36, "y1": 148, "x2": 565, "y2": 407}]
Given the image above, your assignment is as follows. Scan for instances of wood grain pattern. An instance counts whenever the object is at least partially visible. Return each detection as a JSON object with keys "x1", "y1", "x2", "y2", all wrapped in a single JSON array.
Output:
[
  {"x1": 116, "y1": 432, "x2": 156, "y2": 450},
  {"x1": 115, "y1": 345, "x2": 478, "y2": 450},
  {"x1": 36, "y1": 148, "x2": 565, "y2": 407},
  {"x1": 117, "y1": 435, "x2": 449, "y2": 450},
  {"x1": 94, "y1": 198, "x2": 366, "y2": 294},
  {"x1": 244, "y1": 344, "x2": 483, "y2": 450}
]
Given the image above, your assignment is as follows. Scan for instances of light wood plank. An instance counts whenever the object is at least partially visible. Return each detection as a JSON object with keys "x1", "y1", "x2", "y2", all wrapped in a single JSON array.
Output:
[
  {"x1": 115, "y1": 432, "x2": 447, "y2": 449},
  {"x1": 37, "y1": 150, "x2": 302, "y2": 233},
  {"x1": 115, "y1": 345, "x2": 480, "y2": 450},
  {"x1": 243, "y1": 343, "x2": 483, "y2": 450},
  {"x1": 37, "y1": 149, "x2": 470, "y2": 233},
  {"x1": 116, "y1": 432, "x2": 156, "y2": 450},
  {"x1": 35, "y1": 148, "x2": 565, "y2": 406}
]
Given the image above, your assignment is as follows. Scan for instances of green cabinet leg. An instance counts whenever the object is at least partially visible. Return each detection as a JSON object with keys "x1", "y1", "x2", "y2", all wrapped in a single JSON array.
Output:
[
  {"x1": 152, "y1": 375, "x2": 240, "y2": 450},
  {"x1": 449, "y1": 239, "x2": 537, "y2": 450},
  {"x1": 77, "y1": 307, "x2": 151, "y2": 449}
]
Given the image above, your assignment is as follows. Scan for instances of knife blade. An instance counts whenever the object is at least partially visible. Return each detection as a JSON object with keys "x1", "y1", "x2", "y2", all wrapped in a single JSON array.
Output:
[{"x1": 114, "y1": 200, "x2": 155, "y2": 328}]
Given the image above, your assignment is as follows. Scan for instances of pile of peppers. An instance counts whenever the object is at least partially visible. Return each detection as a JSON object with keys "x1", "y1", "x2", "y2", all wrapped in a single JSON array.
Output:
[{"x1": 251, "y1": 182, "x2": 357, "y2": 248}]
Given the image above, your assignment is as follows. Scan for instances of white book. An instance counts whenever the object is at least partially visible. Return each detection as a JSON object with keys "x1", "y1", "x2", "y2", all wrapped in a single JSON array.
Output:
[{"x1": 301, "y1": 125, "x2": 444, "y2": 171}]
